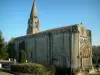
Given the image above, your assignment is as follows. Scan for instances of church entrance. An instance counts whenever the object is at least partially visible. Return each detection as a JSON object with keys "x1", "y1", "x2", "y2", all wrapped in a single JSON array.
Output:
[
  {"x1": 54, "y1": 52, "x2": 71, "y2": 75},
  {"x1": 53, "y1": 52, "x2": 70, "y2": 68},
  {"x1": 60, "y1": 55, "x2": 67, "y2": 68}
]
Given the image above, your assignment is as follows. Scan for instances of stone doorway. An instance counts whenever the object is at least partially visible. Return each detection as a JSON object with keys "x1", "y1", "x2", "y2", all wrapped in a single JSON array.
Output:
[
  {"x1": 54, "y1": 52, "x2": 71, "y2": 75},
  {"x1": 53, "y1": 52, "x2": 70, "y2": 68}
]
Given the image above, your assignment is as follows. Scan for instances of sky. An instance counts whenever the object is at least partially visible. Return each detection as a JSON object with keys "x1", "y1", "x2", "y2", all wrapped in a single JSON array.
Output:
[{"x1": 0, "y1": 0, "x2": 100, "y2": 45}]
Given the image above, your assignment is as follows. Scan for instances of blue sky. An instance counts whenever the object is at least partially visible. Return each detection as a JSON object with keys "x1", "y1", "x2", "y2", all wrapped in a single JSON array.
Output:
[{"x1": 0, "y1": 0, "x2": 100, "y2": 45}]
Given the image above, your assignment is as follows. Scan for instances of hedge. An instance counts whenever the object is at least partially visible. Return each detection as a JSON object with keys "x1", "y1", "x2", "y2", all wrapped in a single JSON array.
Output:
[{"x1": 10, "y1": 63, "x2": 56, "y2": 75}]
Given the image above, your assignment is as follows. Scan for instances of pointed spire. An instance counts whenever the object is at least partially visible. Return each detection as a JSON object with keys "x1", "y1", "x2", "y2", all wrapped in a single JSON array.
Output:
[
  {"x1": 27, "y1": 0, "x2": 40, "y2": 34},
  {"x1": 30, "y1": 0, "x2": 38, "y2": 17},
  {"x1": 80, "y1": 21, "x2": 83, "y2": 24}
]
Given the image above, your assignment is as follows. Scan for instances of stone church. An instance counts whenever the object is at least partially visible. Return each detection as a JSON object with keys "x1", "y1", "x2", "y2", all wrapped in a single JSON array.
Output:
[{"x1": 13, "y1": 0, "x2": 92, "y2": 71}]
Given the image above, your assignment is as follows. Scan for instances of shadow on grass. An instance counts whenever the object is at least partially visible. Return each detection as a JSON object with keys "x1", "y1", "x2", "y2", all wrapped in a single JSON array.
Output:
[{"x1": 55, "y1": 67, "x2": 72, "y2": 75}]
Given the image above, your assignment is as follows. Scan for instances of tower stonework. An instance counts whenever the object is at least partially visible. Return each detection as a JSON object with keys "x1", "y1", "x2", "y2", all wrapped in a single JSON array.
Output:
[{"x1": 27, "y1": 0, "x2": 40, "y2": 34}]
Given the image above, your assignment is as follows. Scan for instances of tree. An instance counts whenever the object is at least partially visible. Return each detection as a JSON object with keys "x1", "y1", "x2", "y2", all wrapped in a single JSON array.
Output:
[
  {"x1": 0, "y1": 31, "x2": 8, "y2": 59},
  {"x1": 92, "y1": 45, "x2": 100, "y2": 65},
  {"x1": 7, "y1": 38, "x2": 16, "y2": 59},
  {"x1": 18, "y1": 50, "x2": 26, "y2": 63}
]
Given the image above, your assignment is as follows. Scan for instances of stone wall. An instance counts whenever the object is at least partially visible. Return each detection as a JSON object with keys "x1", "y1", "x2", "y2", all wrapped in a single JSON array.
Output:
[
  {"x1": 35, "y1": 36, "x2": 48, "y2": 64},
  {"x1": 71, "y1": 32, "x2": 79, "y2": 70},
  {"x1": 25, "y1": 38, "x2": 35, "y2": 62},
  {"x1": 14, "y1": 28, "x2": 72, "y2": 69},
  {"x1": 52, "y1": 32, "x2": 71, "y2": 68},
  {"x1": 13, "y1": 24, "x2": 92, "y2": 70}
]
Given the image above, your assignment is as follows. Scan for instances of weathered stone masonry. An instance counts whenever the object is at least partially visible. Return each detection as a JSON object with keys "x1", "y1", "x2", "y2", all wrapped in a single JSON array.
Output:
[{"x1": 13, "y1": 24, "x2": 92, "y2": 70}]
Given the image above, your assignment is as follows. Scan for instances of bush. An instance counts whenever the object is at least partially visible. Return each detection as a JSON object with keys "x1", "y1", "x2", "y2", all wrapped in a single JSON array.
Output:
[
  {"x1": 18, "y1": 50, "x2": 26, "y2": 63},
  {"x1": 10, "y1": 63, "x2": 56, "y2": 75}
]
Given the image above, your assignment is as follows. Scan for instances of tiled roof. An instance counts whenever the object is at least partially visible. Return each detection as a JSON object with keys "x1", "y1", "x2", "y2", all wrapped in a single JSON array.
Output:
[{"x1": 14, "y1": 24, "x2": 79, "y2": 40}]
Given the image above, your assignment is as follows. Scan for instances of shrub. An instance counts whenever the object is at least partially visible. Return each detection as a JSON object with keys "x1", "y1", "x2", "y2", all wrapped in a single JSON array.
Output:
[
  {"x1": 18, "y1": 50, "x2": 26, "y2": 63},
  {"x1": 10, "y1": 63, "x2": 56, "y2": 75}
]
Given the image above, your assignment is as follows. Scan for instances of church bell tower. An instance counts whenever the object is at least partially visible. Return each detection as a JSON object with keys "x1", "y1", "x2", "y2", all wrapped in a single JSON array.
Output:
[{"x1": 27, "y1": 0, "x2": 40, "y2": 34}]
